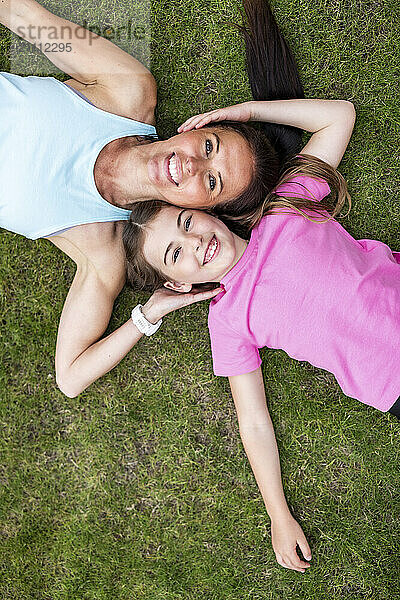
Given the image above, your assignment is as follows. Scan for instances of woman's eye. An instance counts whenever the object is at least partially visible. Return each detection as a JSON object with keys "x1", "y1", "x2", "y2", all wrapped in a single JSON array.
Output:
[
  {"x1": 205, "y1": 139, "x2": 213, "y2": 156},
  {"x1": 209, "y1": 174, "x2": 216, "y2": 191},
  {"x1": 184, "y1": 216, "x2": 192, "y2": 231},
  {"x1": 173, "y1": 248, "x2": 181, "y2": 263}
]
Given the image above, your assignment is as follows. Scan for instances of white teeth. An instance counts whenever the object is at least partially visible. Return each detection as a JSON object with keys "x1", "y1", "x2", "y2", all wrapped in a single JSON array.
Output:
[
  {"x1": 168, "y1": 154, "x2": 179, "y2": 184},
  {"x1": 204, "y1": 237, "x2": 217, "y2": 263}
]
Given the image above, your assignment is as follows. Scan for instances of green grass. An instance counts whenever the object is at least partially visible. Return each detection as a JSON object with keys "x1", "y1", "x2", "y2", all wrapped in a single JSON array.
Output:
[{"x1": 1, "y1": 0, "x2": 400, "y2": 598}]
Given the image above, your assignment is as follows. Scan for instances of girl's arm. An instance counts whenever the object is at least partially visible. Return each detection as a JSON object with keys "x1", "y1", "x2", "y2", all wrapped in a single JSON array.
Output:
[
  {"x1": 229, "y1": 367, "x2": 312, "y2": 573},
  {"x1": 55, "y1": 262, "x2": 221, "y2": 398},
  {"x1": 0, "y1": 0, "x2": 156, "y2": 121},
  {"x1": 178, "y1": 99, "x2": 356, "y2": 169}
]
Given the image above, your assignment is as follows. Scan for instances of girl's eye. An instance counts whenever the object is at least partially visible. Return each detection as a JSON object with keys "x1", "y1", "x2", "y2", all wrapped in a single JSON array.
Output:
[
  {"x1": 184, "y1": 216, "x2": 192, "y2": 231},
  {"x1": 209, "y1": 174, "x2": 216, "y2": 191},
  {"x1": 173, "y1": 248, "x2": 181, "y2": 263},
  {"x1": 205, "y1": 139, "x2": 213, "y2": 156}
]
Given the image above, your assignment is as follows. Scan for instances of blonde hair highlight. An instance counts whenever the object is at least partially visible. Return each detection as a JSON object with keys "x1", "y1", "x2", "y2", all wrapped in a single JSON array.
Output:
[{"x1": 217, "y1": 154, "x2": 351, "y2": 232}]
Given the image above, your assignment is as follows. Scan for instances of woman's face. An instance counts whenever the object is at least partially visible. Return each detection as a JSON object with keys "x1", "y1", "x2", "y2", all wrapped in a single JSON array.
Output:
[
  {"x1": 145, "y1": 127, "x2": 254, "y2": 208},
  {"x1": 142, "y1": 205, "x2": 243, "y2": 287}
]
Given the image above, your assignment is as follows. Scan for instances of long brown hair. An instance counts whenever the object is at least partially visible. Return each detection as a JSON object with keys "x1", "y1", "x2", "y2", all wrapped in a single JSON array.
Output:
[
  {"x1": 206, "y1": 0, "x2": 306, "y2": 224},
  {"x1": 123, "y1": 201, "x2": 169, "y2": 292},
  {"x1": 236, "y1": 0, "x2": 304, "y2": 161},
  {"x1": 216, "y1": 154, "x2": 351, "y2": 234}
]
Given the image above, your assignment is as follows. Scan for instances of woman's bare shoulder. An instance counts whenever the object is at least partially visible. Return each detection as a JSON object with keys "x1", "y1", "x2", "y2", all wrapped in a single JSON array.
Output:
[
  {"x1": 64, "y1": 77, "x2": 157, "y2": 126},
  {"x1": 48, "y1": 221, "x2": 127, "y2": 289}
]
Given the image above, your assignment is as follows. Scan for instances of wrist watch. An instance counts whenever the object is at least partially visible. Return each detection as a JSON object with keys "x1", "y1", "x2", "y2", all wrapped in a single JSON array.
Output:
[{"x1": 131, "y1": 304, "x2": 162, "y2": 336}]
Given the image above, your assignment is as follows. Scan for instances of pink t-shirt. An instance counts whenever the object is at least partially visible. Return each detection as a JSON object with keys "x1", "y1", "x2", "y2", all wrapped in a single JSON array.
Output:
[{"x1": 208, "y1": 175, "x2": 400, "y2": 412}]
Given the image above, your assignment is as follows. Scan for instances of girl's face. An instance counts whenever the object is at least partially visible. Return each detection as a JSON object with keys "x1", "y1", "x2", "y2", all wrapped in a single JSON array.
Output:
[
  {"x1": 142, "y1": 206, "x2": 245, "y2": 290},
  {"x1": 145, "y1": 128, "x2": 254, "y2": 208}
]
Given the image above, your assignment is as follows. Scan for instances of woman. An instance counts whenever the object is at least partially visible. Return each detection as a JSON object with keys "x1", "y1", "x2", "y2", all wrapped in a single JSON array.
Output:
[{"x1": 0, "y1": 0, "x2": 303, "y2": 397}]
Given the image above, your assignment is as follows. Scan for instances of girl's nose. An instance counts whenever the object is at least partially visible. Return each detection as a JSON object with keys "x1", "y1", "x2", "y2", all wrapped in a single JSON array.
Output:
[{"x1": 188, "y1": 232, "x2": 203, "y2": 252}]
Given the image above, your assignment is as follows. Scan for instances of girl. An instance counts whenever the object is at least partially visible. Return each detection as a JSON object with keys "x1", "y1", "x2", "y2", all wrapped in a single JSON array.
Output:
[
  {"x1": 0, "y1": 0, "x2": 303, "y2": 396},
  {"x1": 123, "y1": 97, "x2": 400, "y2": 573}
]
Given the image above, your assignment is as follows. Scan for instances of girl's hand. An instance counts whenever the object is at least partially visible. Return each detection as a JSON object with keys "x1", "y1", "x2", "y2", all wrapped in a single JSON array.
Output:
[
  {"x1": 271, "y1": 514, "x2": 312, "y2": 573},
  {"x1": 142, "y1": 285, "x2": 223, "y2": 324},
  {"x1": 177, "y1": 102, "x2": 253, "y2": 133}
]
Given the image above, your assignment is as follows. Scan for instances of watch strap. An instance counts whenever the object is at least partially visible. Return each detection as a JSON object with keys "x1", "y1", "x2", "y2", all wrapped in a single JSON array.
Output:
[{"x1": 131, "y1": 304, "x2": 162, "y2": 336}]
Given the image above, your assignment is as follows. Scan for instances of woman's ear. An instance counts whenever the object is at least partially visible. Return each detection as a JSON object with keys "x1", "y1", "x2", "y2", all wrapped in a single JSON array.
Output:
[{"x1": 164, "y1": 281, "x2": 193, "y2": 293}]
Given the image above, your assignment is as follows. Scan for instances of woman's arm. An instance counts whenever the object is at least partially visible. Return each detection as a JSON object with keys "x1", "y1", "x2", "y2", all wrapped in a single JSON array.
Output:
[
  {"x1": 229, "y1": 367, "x2": 312, "y2": 573},
  {"x1": 55, "y1": 262, "x2": 221, "y2": 398},
  {"x1": 178, "y1": 98, "x2": 356, "y2": 169},
  {"x1": 0, "y1": 0, "x2": 156, "y2": 120}
]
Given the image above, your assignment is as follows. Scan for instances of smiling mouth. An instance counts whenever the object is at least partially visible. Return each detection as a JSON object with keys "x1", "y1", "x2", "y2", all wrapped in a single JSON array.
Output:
[
  {"x1": 165, "y1": 152, "x2": 181, "y2": 186},
  {"x1": 203, "y1": 235, "x2": 220, "y2": 264}
]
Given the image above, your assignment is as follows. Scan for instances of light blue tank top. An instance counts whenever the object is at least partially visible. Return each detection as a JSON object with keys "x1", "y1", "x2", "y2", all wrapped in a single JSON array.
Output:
[{"x1": 0, "y1": 72, "x2": 157, "y2": 239}]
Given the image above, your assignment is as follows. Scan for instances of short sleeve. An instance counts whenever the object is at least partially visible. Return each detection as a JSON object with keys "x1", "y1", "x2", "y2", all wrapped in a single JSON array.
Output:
[
  {"x1": 274, "y1": 175, "x2": 331, "y2": 203},
  {"x1": 208, "y1": 312, "x2": 261, "y2": 377}
]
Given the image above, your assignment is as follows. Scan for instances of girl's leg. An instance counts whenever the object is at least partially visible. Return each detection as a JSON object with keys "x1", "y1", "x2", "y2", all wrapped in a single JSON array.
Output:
[{"x1": 388, "y1": 396, "x2": 400, "y2": 419}]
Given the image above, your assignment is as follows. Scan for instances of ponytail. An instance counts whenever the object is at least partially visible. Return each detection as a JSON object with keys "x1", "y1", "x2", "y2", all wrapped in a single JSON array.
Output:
[
  {"x1": 236, "y1": 0, "x2": 304, "y2": 162},
  {"x1": 212, "y1": 0, "x2": 306, "y2": 230}
]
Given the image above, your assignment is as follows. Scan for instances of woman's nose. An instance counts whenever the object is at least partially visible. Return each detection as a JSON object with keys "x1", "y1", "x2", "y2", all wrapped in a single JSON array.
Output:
[{"x1": 185, "y1": 156, "x2": 202, "y2": 176}]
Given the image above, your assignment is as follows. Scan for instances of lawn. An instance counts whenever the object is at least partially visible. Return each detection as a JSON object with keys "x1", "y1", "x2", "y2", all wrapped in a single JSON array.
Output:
[{"x1": 0, "y1": 0, "x2": 400, "y2": 598}]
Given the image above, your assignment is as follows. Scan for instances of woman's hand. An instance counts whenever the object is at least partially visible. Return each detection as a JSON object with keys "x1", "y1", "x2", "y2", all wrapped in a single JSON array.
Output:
[
  {"x1": 177, "y1": 102, "x2": 253, "y2": 133},
  {"x1": 271, "y1": 513, "x2": 312, "y2": 573},
  {"x1": 142, "y1": 285, "x2": 223, "y2": 324}
]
